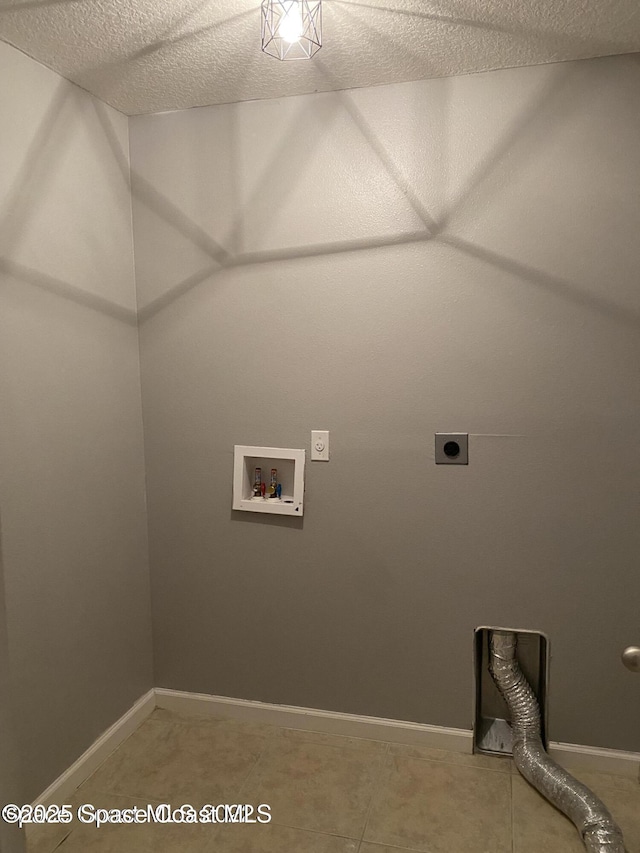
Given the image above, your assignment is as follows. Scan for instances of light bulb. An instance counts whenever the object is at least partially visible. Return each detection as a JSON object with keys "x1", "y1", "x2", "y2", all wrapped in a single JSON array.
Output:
[{"x1": 279, "y1": 1, "x2": 303, "y2": 43}]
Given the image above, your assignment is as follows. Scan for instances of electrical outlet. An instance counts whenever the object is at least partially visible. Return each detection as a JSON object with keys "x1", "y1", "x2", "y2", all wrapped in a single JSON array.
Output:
[
  {"x1": 311, "y1": 430, "x2": 329, "y2": 461},
  {"x1": 435, "y1": 433, "x2": 468, "y2": 464}
]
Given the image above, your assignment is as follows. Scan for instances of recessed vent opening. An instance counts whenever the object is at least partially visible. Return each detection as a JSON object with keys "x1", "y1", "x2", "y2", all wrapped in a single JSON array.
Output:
[{"x1": 473, "y1": 626, "x2": 549, "y2": 755}]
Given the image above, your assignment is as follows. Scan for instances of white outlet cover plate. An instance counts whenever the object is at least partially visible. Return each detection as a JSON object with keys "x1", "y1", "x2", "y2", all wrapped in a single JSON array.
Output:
[{"x1": 311, "y1": 430, "x2": 329, "y2": 461}]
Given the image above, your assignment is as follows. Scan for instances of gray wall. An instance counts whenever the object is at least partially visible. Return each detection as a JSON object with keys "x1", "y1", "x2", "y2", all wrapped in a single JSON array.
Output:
[
  {"x1": 0, "y1": 43, "x2": 153, "y2": 800},
  {"x1": 130, "y1": 53, "x2": 640, "y2": 753},
  {"x1": 0, "y1": 533, "x2": 25, "y2": 852}
]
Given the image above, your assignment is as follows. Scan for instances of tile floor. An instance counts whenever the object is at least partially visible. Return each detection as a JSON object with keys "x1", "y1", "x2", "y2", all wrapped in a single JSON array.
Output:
[{"x1": 28, "y1": 709, "x2": 640, "y2": 853}]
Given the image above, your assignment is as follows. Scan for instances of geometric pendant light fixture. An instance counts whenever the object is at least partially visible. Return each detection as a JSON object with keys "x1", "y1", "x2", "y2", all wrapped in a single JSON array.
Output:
[{"x1": 261, "y1": 0, "x2": 322, "y2": 60}]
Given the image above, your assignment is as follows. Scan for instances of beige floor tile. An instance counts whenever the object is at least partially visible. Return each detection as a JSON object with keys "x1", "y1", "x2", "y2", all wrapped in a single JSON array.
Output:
[
  {"x1": 26, "y1": 820, "x2": 72, "y2": 853},
  {"x1": 28, "y1": 793, "x2": 212, "y2": 853},
  {"x1": 277, "y1": 727, "x2": 388, "y2": 755},
  {"x1": 512, "y1": 775, "x2": 584, "y2": 853},
  {"x1": 32, "y1": 708, "x2": 637, "y2": 853},
  {"x1": 239, "y1": 737, "x2": 385, "y2": 838},
  {"x1": 55, "y1": 818, "x2": 214, "y2": 852},
  {"x1": 150, "y1": 708, "x2": 279, "y2": 738},
  {"x1": 364, "y1": 755, "x2": 512, "y2": 853},
  {"x1": 211, "y1": 822, "x2": 359, "y2": 852},
  {"x1": 80, "y1": 717, "x2": 267, "y2": 804},
  {"x1": 390, "y1": 743, "x2": 513, "y2": 773},
  {"x1": 26, "y1": 794, "x2": 156, "y2": 853}
]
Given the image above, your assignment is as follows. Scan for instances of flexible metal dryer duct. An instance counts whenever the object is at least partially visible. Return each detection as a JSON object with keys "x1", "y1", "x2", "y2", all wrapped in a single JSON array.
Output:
[{"x1": 489, "y1": 631, "x2": 626, "y2": 853}]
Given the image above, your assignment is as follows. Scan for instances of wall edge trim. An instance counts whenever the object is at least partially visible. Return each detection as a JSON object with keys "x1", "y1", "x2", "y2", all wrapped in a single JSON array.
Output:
[
  {"x1": 154, "y1": 687, "x2": 473, "y2": 751},
  {"x1": 548, "y1": 740, "x2": 640, "y2": 780},
  {"x1": 31, "y1": 689, "x2": 156, "y2": 808}
]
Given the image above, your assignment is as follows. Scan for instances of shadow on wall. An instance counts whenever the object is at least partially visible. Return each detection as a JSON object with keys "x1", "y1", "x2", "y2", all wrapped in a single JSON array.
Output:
[
  {"x1": 229, "y1": 507, "x2": 304, "y2": 530},
  {"x1": 0, "y1": 79, "x2": 137, "y2": 325},
  {"x1": 1, "y1": 37, "x2": 640, "y2": 334},
  {"x1": 128, "y1": 55, "x2": 640, "y2": 331}
]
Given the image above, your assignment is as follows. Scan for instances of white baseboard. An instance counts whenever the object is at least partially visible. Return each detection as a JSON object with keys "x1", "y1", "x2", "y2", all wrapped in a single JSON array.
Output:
[
  {"x1": 33, "y1": 689, "x2": 156, "y2": 808},
  {"x1": 32, "y1": 687, "x2": 639, "y2": 809},
  {"x1": 549, "y1": 741, "x2": 640, "y2": 781},
  {"x1": 154, "y1": 688, "x2": 473, "y2": 752},
  {"x1": 155, "y1": 688, "x2": 639, "y2": 781}
]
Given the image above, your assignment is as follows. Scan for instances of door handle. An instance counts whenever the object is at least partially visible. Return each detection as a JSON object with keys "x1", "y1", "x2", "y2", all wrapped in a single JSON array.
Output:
[{"x1": 621, "y1": 646, "x2": 640, "y2": 672}]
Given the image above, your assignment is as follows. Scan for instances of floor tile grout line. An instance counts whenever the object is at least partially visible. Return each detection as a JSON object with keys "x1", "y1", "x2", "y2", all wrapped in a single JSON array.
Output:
[
  {"x1": 356, "y1": 746, "x2": 516, "y2": 853},
  {"x1": 260, "y1": 818, "x2": 361, "y2": 842},
  {"x1": 510, "y1": 770, "x2": 515, "y2": 853},
  {"x1": 157, "y1": 709, "x2": 393, "y2": 752},
  {"x1": 277, "y1": 731, "x2": 392, "y2": 757},
  {"x1": 234, "y1": 724, "x2": 283, "y2": 800},
  {"x1": 388, "y1": 752, "x2": 513, "y2": 774},
  {"x1": 50, "y1": 829, "x2": 73, "y2": 852},
  {"x1": 236, "y1": 726, "x2": 393, "y2": 844},
  {"x1": 358, "y1": 742, "x2": 391, "y2": 846},
  {"x1": 75, "y1": 785, "x2": 172, "y2": 802},
  {"x1": 356, "y1": 835, "x2": 431, "y2": 851},
  {"x1": 32, "y1": 826, "x2": 73, "y2": 853}
]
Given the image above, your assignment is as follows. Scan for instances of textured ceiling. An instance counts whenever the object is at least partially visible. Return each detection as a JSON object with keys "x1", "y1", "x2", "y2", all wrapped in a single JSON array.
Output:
[{"x1": 0, "y1": 0, "x2": 639, "y2": 114}]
